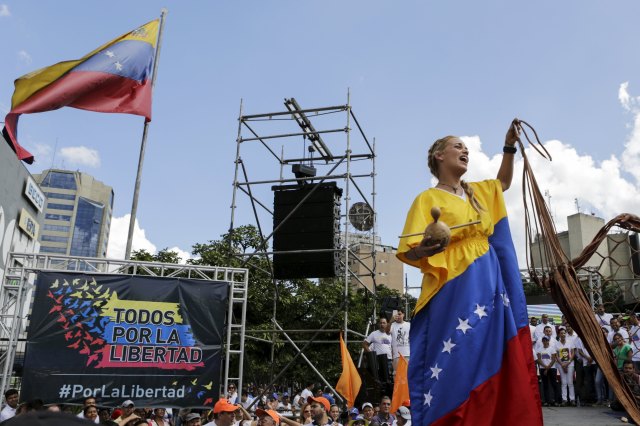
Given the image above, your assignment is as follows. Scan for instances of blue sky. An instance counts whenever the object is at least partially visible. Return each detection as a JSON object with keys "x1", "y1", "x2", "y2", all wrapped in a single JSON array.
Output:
[{"x1": 2, "y1": 1, "x2": 640, "y2": 287}]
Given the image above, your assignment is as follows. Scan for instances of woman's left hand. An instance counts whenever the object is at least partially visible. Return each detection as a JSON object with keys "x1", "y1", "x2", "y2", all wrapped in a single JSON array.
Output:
[{"x1": 505, "y1": 119, "x2": 521, "y2": 146}]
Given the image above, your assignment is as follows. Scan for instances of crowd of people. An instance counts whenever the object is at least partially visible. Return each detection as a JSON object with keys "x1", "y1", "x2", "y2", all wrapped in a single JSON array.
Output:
[
  {"x1": 531, "y1": 304, "x2": 640, "y2": 410},
  {"x1": 4, "y1": 302, "x2": 640, "y2": 424},
  {"x1": 0, "y1": 384, "x2": 412, "y2": 426}
]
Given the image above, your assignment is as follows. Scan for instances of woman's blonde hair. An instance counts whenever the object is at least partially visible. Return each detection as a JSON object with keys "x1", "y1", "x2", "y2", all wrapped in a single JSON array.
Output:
[{"x1": 428, "y1": 136, "x2": 484, "y2": 213}]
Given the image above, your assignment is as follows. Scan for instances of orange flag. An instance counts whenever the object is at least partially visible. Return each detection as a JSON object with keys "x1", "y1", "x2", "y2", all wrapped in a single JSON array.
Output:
[
  {"x1": 335, "y1": 333, "x2": 362, "y2": 408},
  {"x1": 390, "y1": 354, "x2": 409, "y2": 413}
]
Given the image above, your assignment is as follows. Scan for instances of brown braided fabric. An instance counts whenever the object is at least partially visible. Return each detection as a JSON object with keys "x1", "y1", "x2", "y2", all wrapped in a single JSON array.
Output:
[{"x1": 517, "y1": 119, "x2": 640, "y2": 422}]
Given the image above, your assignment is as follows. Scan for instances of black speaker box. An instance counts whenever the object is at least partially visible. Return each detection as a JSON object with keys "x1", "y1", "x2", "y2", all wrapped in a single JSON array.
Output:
[{"x1": 272, "y1": 183, "x2": 342, "y2": 279}]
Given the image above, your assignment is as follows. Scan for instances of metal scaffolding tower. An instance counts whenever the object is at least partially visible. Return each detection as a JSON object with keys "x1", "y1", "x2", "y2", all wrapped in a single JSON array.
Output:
[{"x1": 229, "y1": 92, "x2": 377, "y2": 392}]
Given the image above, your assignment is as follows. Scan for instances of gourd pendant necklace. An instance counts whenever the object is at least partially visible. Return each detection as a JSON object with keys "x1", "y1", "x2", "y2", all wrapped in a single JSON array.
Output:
[{"x1": 438, "y1": 182, "x2": 460, "y2": 194}]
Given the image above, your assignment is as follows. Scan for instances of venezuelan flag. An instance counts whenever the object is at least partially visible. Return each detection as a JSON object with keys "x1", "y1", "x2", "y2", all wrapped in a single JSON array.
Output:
[
  {"x1": 3, "y1": 20, "x2": 159, "y2": 164},
  {"x1": 397, "y1": 179, "x2": 542, "y2": 425}
]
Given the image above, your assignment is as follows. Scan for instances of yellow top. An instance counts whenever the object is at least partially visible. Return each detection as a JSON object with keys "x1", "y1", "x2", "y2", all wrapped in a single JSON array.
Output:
[{"x1": 396, "y1": 179, "x2": 507, "y2": 314}]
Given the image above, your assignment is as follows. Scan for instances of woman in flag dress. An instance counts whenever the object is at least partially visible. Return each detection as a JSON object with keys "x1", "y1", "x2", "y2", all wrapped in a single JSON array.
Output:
[{"x1": 396, "y1": 121, "x2": 542, "y2": 425}]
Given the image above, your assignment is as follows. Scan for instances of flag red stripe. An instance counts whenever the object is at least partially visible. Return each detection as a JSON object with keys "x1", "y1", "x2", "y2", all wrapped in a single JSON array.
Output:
[
  {"x1": 432, "y1": 327, "x2": 542, "y2": 426},
  {"x1": 10, "y1": 71, "x2": 152, "y2": 120}
]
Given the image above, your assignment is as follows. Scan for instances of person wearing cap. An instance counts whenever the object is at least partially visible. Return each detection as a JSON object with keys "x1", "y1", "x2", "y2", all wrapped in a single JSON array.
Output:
[
  {"x1": 204, "y1": 398, "x2": 240, "y2": 426},
  {"x1": 307, "y1": 396, "x2": 331, "y2": 426},
  {"x1": 533, "y1": 325, "x2": 557, "y2": 353},
  {"x1": 360, "y1": 403, "x2": 374, "y2": 423},
  {"x1": 322, "y1": 387, "x2": 335, "y2": 406},
  {"x1": 115, "y1": 400, "x2": 138, "y2": 425},
  {"x1": 185, "y1": 412, "x2": 203, "y2": 426},
  {"x1": 347, "y1": 415, "x2": 368, "y2": 426},
  {"x1": 256, "y1": 408, "x2": 281, "y2": 426},
  {"x1": 536, "y1": 336, "x2": 559, "y2": 407},
  {"x1": 347, "y1": 407, "x2": 358, "y2": 421},
  {"x1": 394, "y1": 407, "x2": 410, "y2": 426},
  {"x1": 277, "y1": 393, "x2": 293, "y2": 417}
]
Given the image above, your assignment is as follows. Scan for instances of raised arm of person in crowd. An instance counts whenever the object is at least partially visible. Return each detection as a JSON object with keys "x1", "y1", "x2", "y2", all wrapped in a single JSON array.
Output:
[
  {"x1": 237, "y1": 404, "x2": 252, "y2": 421},
  {"x1": 279, "y1": 414, "x2": 303, "y2": 426}
]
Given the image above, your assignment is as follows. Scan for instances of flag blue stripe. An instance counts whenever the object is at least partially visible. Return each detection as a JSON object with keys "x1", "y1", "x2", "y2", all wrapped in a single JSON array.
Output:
[{"x1": 72, "y1": 39, "x2": 154, "y2": 82}]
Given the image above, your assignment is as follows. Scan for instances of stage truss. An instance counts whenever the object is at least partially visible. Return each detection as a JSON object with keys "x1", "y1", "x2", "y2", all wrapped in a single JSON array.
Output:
[
  {"x1": 229, "y1": 92, "x2": 379, "y2": 399},
  {"x1": 0, "y1": 252, "x2": 248, "y2": 399}
]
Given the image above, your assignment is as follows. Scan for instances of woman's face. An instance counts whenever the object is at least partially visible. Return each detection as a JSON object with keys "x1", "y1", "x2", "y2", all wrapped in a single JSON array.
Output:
[
  {"x1": 330, "y1": 406, "x2": 340, "y2": 420},
  {"x1": 615, "y1": 335, "x2": 624, "y2": 346},
  {"x1": 435, "y1": 137, "x2": 469, "y2": 177},
  {"x1": 85, "y1": 406, "x2": 98, "y2": 421},
  {"x1": 302, "y1": 405, "x2": 312, "y2": 419}
]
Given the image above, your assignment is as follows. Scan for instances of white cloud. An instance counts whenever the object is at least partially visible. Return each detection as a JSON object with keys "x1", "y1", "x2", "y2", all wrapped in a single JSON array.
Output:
[
  {"x1": 106, "y1": 215, "x2": 191, "y2": 265},
  {"x1": 0, "y1": 5, "x2": 10, "y2": 17},
  {"x1": 106, "y1": 214, "x2": 156, "y2": 260},
  {"x1": 59, "y1": 146, "x2": 101, "y2": 168},
  {"x1": 620, "y1": 84, "x2": 640, "y2": 182},
  {"x1": 17, "y1": 50, "x2": 32, "y2": 65},
  {"x1": 166, "y1": 246, "x2": 192, "y2": 264},
  {"x1": 619, "y1": 82, "x2": 631, "y2": 111}
]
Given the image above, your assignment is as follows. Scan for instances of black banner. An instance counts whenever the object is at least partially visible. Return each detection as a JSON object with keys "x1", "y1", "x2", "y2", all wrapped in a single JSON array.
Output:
[{"x1": 22, "y1": 272, "x2": 228, "y2": 407}]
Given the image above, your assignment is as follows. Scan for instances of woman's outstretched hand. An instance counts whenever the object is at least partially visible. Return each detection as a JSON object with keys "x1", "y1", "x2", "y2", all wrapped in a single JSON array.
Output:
[{"x1": 505, "y1": 119, "x2": 521, "y2": 146}]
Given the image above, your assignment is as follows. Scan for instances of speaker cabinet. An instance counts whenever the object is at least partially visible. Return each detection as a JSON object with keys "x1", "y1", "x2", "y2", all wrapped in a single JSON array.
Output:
[{"x1": 272, "y1": 183, "x2": 342, "y2": 279}]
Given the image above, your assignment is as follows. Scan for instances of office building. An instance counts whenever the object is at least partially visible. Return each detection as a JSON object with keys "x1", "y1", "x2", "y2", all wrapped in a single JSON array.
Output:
[
  {"x1": 343, "y1": 233, "x2": 405, "y2": 293},
  {"x1": 33, "y1": 169, "x2": 113, "y2": 258}
]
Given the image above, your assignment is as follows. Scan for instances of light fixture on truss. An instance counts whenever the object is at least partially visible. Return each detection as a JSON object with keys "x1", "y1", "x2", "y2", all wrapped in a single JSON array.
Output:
[{"x1": 284, "y1": 97, "x2": 333, "y2": 162}]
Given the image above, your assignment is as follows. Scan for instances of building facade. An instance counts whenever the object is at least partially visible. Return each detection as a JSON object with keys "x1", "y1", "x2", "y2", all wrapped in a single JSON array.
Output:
[
  {"x1": 0, "y1": 135, "x2": 44, "y2": 282},
  {"x1": 33, "y1": 169, "x2": 113, "y2": 258},
  {"x1": 343, "y1": 233, "x2": 404, "y2": 293},
  {"x1": 530, "y1": 212, "x2": 640, "y2": 305}
]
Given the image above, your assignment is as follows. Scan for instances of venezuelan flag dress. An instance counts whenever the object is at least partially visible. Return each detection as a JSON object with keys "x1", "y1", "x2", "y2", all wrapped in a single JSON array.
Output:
[{"x1": 397, "y1": 179, "x2": 542, "y2": 426}]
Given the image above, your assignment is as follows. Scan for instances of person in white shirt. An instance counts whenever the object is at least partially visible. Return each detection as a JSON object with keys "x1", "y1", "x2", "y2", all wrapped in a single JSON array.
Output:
[
  {"x1": 607, "y1": 318, "x2": 629, "y2": 345},
  {"x1": 595, "y1": 304, "x2": 613, "y2": 330},
  {"x1": 76, "y1": 396, "x2": 100, "y2": 424},
  {"x1": 277, "y1": 394, "x2": 293, "y2": 417},
  {"x1": 534, "y1": 314, "x2": 556, "y2": 342},
  {"x1": 0, "y1": 389, "x2": 19, "y2": 422},
  {"x1": 300, "y1": 383, "x2": 315, "y2": 402},
  {"x1": 390, "y1": 308, "x2": 410, "y2": 372},
  {"x1": 564, "y1": 325, "x2": 578, "y2": 346},
  {"x1": 575, "y1": 336, "x2": 597, "y2": 405},
  {"x1": 556, "y1": 328, "x2": 576, "y2": 406},
  {"x1": 395, "y1": 406, "x2": 411, "y2": 426},
  {"x1": 536, "y1": 337, "x2": 559, "y2": 406},
  {"x1": 363, "y1": 317, "x2": 393, "y2": 377},
  {"x1": 228, "y1": 383, "x2": 239, "y2": 404},
  {"x1": 628, "y1": 313, "x2": 640, "y2": 372},
  {"x1": 533, "y1": 325, "x2": 557, "y2": 353}
]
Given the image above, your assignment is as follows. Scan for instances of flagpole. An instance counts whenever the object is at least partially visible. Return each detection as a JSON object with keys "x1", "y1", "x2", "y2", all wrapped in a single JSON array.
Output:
[{"x1": 125, "y1": 9, "x2": 168, "y2": 260}]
